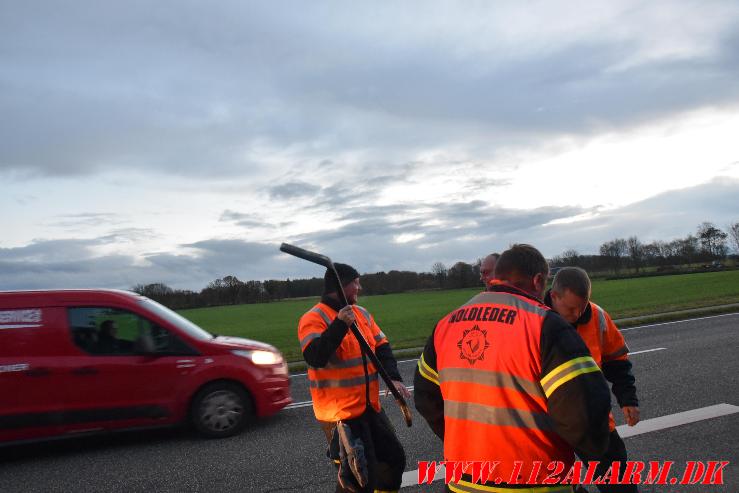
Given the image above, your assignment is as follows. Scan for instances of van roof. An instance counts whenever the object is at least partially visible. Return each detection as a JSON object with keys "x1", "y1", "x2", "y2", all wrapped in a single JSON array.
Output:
[{"x1": 0, "y1": 289, "x2": 147, "y2": 307}]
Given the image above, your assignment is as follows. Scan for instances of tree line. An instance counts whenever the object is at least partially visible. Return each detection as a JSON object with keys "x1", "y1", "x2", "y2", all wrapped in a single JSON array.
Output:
[
  {"x1": 551, "y1": 221, "x2": 738, "y2": 275},
  {"x1": 134, "y1": 221, "x2": 739, "y2": 309}
]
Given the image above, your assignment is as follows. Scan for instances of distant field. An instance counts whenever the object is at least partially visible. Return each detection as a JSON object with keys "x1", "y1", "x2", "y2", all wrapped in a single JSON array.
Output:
[{"x1": 179, "y1": 270, "x2": 739, "y2": 362}]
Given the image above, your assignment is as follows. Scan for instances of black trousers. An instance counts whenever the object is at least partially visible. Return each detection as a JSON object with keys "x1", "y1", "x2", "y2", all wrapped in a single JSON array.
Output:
[
  {"x1": 577, "y1": 430, "x2": 638, "y2": 493},
  {"x1": 323, "y1": 408, "x2": 406, "y2": 493}
]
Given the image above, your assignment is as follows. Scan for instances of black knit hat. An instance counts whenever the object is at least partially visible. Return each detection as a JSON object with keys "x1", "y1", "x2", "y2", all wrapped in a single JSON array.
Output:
[{"x1": 324, "y1": 263, "x2": 360, "y2": 294}]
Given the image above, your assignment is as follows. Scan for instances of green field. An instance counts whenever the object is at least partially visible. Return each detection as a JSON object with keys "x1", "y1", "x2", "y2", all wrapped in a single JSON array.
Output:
[{"x1": 179, "y1": 270, "x2": 739, "y2": 362}]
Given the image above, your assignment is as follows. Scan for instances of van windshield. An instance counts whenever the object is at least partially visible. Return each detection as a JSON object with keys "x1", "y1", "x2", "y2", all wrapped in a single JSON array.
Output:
[{"x1": 140, "y1": 298, "x2": 214, "y2": 341}]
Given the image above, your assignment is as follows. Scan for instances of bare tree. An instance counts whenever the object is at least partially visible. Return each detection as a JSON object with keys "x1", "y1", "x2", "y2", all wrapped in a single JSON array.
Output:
[
  {"x1": 561, "y1": 249, "x2": 580, "y2": 266},
  {"x1": 697, "y1": 222, "x2": 728, "y2": 259},
  {"x1": 431, "y1": 262, "x2": 447, "y2": 288},
  {"x1": 728, "y1": 221, "x2": 739, "y2": 254},
  {"x1": 599, "y1": 238, "x2": 627, "y2": 274},
  {"x1": 627, "y1": 236, "x2": 644, "y2": 273},
  {"x1": 676, "y1": 235, "x2": 700, "y2": 264},
  {"x1": 642, "y1": 241, "x2": 662, "y2": 266}
]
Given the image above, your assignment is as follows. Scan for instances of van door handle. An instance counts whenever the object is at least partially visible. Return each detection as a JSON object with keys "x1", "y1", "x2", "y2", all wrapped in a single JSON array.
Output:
[
  {"x1": 25, "y1": 367, "x2": 51, "y2": 377},
  {"x1": 72, "y1": 366, "x2": 99, "y2": 376}
]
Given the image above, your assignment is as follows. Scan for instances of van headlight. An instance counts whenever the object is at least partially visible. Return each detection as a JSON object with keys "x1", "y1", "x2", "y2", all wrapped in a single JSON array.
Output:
[{"x1": 232, "y1": 349, "x2": 283, "y2": 366}]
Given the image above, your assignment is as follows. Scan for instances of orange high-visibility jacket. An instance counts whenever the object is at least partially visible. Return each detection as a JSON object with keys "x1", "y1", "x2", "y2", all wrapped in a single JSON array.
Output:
[
  {"x1": 575, "y1": 301, "x2": 631, "y2": 431},
  {"x1": 298, "y1": 302, "x2": 389, "y2": 422},
  {"x1": 415, "y1": 285, "x2": 611, "y2": 491}
]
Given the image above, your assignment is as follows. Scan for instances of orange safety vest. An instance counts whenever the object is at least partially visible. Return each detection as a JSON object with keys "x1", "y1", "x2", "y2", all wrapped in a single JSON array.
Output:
[
  {"x1": 433, "y1": 291, "x2": 577, "y2": 485},
  {"x1": 576, "y1": 302, "x2": 630, "y2": 432},
  {"x1": 298, "y1": 302, "x2": 389, "y2": 422}
]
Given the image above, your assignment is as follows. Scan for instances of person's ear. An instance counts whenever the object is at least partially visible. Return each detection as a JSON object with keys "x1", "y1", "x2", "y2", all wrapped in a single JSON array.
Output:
[{"x1": 533, "y1": 273, "x2": 544, "y2": 291}]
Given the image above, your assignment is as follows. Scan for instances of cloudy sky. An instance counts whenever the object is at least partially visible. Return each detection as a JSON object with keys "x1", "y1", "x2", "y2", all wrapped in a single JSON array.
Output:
[{"x1": 2, "y1": 0, "x2": 738, "y2": 291}]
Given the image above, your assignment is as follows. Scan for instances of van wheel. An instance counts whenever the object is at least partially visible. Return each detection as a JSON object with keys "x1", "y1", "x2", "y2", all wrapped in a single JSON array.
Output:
[{"x1": 191, "y1": 382, "x2": 252, "y2": 438}]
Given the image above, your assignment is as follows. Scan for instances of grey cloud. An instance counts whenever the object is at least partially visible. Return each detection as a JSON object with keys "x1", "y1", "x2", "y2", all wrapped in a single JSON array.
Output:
[
  {"x1": 3, "y1": 2, "x2": 738, "y2": 180},
  {"x1": 464, "y1": 178, "x2": 512, "y2": 194},
  {"x1": 0, "y1": 238, "x2": 103, "y2": 262},
  {"x1": 268, "y1": 181, "x2": 322, "y2": 200},
  {"x1": 98, "y1": 228, "x2": 158, "y2": 243},
  {"x1": 294, "y1": 201, "x2": 588, "y2": 267},
  {"x1": 1, "y1": 178, "x2": 736, "y2": 290},
  {"x1": 219, "y1": 210, "x2": 275, "y2": 229},
  {"x1": 182, "y1": 239, "x2": 279, "y2": 263},
  {"x1": 51, "y1": 213, "x2": 122, "y2": 228},
  {"x1": 0, "y1": 237, "x2": 292, "y2": 291},
  {"x1": 303, "y1": 165, "x2": 421, "y2": 210},
  {"x1": 290, "y1": 178, "x2": 739, "y2": 273},
  {"x1": 536, "y1": 177, "x2": 739, "y2": 250},
  {"x1": 220, "y1": 210, "x2": 296, "y2": 230}
]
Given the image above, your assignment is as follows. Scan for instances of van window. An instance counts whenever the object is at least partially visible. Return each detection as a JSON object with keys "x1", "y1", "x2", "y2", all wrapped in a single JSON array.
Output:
[
  {"x1": 68, "y1": 307, "x2": 197, "y2": 356},
  {"x1": 139, "y1": 299, "x2": 213, "y2": 341}
]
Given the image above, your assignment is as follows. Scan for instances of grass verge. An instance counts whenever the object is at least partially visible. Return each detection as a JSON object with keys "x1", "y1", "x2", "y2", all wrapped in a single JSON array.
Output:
[{"x1": 178, "y1": 270, "x2": 739, "y2": 363}]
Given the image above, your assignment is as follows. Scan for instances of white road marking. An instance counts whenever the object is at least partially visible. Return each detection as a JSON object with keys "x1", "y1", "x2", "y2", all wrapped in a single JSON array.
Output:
[
  {"x1": 284, "y1": 401, "x2": 314, "y2": 410},
  {"x1": 620, "y1": 312, "x2": 739, "y2": 331},
  {"x1": 618, "y1": 403, "x2": 739, "y2": 438},
  {"x1": 400, "y1": 403, "x2": 739, "y2": 488},
  {"x1": 629, "y1": 347, "x2": 666, "y2": 355}
]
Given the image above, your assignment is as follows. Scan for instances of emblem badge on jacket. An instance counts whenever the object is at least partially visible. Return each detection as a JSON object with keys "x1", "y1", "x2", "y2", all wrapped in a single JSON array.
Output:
[{"x1": 457, "y1": 325, "x2": 490, "y2": 365}]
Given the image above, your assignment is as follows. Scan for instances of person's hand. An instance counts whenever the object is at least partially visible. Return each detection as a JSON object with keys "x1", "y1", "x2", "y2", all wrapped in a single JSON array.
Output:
[
  {"x1": 337, "y1": 305, "x2": 356, "y2": 326},
  {"x1": 391, "y1": 380, "x2": 411, "y2": 400},
  {"x1": 622, "y1": 406, "x2": 640, "y2": 426}
]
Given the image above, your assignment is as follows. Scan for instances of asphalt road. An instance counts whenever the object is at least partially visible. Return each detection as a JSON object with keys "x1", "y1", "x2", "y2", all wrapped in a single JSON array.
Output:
[{"x1": 1, "y1": 313, "x2": 737, "y2": 492}]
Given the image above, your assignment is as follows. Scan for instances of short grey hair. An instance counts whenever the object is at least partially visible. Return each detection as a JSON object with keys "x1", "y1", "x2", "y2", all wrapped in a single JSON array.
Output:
[{"x1": 551, "y1": 267, "x2": 591, "y2": 299}]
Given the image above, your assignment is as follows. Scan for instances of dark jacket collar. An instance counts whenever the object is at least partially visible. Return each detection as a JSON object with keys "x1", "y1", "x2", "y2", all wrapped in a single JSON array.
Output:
[
  {"x1": 543, "y1": 288, "x2": 592, "y2": 326},
  {"x1": 489, "y1": 282, "x2": 545, "y2": 305},
  {"x1": 320, "y1": 294, "x2": 346, "y2": 312},
  {"x1": 575, "y1": 302, "x2": 593, "y2": 325}
]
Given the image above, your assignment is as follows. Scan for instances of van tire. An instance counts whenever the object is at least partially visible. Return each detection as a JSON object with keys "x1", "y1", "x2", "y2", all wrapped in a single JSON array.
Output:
[{"x1": 190, "y1": 381, "x2": 252, "y2": 438}]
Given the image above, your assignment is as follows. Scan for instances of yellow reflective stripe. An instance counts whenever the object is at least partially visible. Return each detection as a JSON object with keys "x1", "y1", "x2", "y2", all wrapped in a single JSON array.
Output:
[
  {"x1": 450, "y1": 479, "x2": 573, "y2": 492},
  {"x1": 374, "y1": 490, "x2": 398, "y2": 493},
  {"x1": 541, "y1": 356, "x2": 600, "y2": 398},
  {"x1": 540, "y1": 356, "x2": 593, "y2": 387},
  {"x1": 417, "y1": 359, "x2": 439, "y2": 385},
  {"x1": 420, "y1": 353, "x2": 439, "y2": 379},
  {"x1": 544, "y1": 365, "x2": 601, "y2": 398}
]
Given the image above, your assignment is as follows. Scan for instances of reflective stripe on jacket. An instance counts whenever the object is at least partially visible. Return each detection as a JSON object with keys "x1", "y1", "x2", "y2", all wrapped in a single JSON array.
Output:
[{"x1": 298, "y1": 302, "x2": 388, "y2": 421}]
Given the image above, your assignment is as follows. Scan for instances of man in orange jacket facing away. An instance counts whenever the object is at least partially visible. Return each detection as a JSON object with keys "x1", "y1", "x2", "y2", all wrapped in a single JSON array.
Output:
[
  {"x1": 545, "y1": 266, "x2": 640, "y2": 493},
  {"x1": 415, "y1": 244, "x2": 611, "y2": 492},
  {"x1": 298, "y1": 262, "x2": 409, "y2": 493}
]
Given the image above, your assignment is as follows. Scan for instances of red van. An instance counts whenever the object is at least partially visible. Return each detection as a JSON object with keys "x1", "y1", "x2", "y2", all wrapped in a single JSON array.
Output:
[{"x1": 0, "y1": 289, "x2": 291, "y2": 445}]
